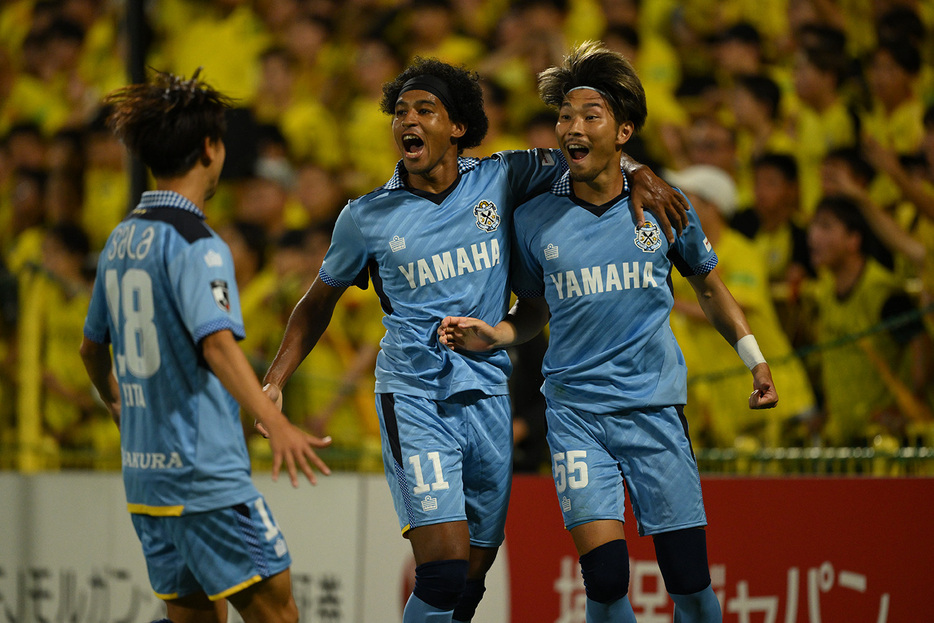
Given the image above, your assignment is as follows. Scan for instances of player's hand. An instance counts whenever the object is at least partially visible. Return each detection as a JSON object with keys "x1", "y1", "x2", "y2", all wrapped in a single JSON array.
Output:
[
  {"x1": 749, "y1": 363, "x2": 779, "y2": 409},
  {"x1": 628, "y1": 165, "x2": 690, "y2": 243},
  {"x1": 438, "y1": 316, "x2": 499, "y2": 351},
  {"x1": 265, "y1": 415, "x2": 332, "y2": 487},
  {"x1": 255, "y1": 383, "x2": 283, "y2": 438}
]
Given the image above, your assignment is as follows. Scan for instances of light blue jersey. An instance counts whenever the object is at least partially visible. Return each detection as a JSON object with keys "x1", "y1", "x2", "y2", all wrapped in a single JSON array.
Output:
[
  {"x1": 83, "y1": 191, "x2": 259, "y2": 515},
  {"x1": 321, "y1": 150, "x2": 564, "y2": 399},
  {"x1": 512, "y1": 174, "x2": 717, "y2": 412}
]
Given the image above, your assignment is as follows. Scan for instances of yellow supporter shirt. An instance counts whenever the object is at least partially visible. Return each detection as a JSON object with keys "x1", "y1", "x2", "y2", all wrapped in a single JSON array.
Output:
[
  {"x1": 343, "y1": 96, "x2": 402, "y2": 196},
  {"x1": 672, "y1": 230, "x2": 816, "y2": 447},
  {"x1": 157, "y1": 4, "x2": 270, "y2": 104},
  {"x1": 794, "y1": 101, "x2": 857, "y2": 216},
  {"x1": 863, "y1": 98, "x2": 925, "y2": 209},
  {"x1": 811, "y1": 260, "x2": 904, "y2": 446},
  {"x1": 82, "y1": 167, "x2": 129, "y2": 252}
]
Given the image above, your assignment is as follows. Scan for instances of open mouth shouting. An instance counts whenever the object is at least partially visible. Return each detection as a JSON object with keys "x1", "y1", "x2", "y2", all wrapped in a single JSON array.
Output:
[
  {"x1": 566, "y1": 142, "x2": 590, "y2": 162},
  {"x1": 402, "y1": 133, "x2": 425, "y2": 159}
]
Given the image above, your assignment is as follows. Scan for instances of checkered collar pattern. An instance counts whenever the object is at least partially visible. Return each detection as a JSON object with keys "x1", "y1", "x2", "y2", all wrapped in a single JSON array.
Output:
[
  {"x1": 136, "y1": 190, "x2": 206, "y2": 220},
  {"x1": 383, "y1": 157, "x2": 481, "y2": 190}
]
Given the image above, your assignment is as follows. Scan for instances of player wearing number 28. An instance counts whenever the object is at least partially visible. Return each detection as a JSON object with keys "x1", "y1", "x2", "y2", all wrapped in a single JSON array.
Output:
[
  {"x1": 439, "y1": 42, "x2": 779, "y2": 623},
  {"x1": 79, "y1": 70, "x2": 331, "y2": 623}
]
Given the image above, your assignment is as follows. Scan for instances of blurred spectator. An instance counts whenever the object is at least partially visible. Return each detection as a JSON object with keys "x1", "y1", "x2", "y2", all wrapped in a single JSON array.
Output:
[
  {"x1": 730, "y1": 73, "x2": 795, "y2": 208},
  {"x1": 341, "y1": 36, "x2": 405, "y2": 195},
  {"x1": 80, "y1": 109, "x2": 128, "y2": 251},
  {"x1": 17, "y1": 223, "x2": 118, "y2": 467},
  {"x1": 731, "y1": 153, "x2": 814, "y2": 342},
  {"x1": 253, "y1": 45, "x2": 342, "y2": 168},
  {"x1": 791, "y1": 26, "x2": 858, "y2": 214},
  {"x1": 153, "y1": 0, "x2": 270, "y2": 104},
  {"x1": 293, "y1": 161, "x2": 347, "y2": 228},
  {"x1": 218, "y1": 220, "x2": 277, "y2": 370},
  {"x1": 860, "y1": 38, "x2": 925, "y2": 209},
  {"x1": 805, "y1": 196, "x2": 929, "y2": 447},
  {"x1": 667, "y1": 165, "x2": 817, "y2": 448},
  {"x1": 395, "y1": 0, "x2": 485, "y2": 65}
]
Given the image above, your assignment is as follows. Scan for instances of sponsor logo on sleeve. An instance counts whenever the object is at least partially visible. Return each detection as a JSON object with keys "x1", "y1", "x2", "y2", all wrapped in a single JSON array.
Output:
[{"x1": 211, "y1": 280, "x2": 230, "y2": 312}]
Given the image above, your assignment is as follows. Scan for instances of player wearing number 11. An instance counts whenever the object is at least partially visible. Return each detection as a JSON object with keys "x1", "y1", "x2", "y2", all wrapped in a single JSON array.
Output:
[
  {"x1": 439, "y1": 42, "x2": 779, "y2": 622},
  {"x1": 79, "y1": 69, "x2": 331, "y2": 623}
]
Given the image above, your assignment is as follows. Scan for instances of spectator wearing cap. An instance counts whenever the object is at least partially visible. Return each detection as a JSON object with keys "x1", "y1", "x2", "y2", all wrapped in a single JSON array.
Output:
[{"x1": 666, "y1": 164, "x2": 818, "y2": 448}]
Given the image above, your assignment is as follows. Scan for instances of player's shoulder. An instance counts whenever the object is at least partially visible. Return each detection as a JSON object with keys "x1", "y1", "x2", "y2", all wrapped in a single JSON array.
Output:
[{"x1": 129, "y1": 207, "x2": 212, "y2": 245}]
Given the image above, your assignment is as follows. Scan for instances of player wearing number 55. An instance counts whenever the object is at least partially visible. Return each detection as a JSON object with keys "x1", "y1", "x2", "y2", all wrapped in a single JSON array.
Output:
[
  {"x1": 79, "y1": 69, "x2": 331, "y2": 623},
  {"x1": 439, "y1": 42, "x2": 778, "y2": 623}
]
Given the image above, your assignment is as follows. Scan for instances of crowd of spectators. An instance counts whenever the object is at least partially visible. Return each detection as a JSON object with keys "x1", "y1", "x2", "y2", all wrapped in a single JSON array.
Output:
[{"x1": 2, "y1": 0, "x2": 934, "y2": 472}]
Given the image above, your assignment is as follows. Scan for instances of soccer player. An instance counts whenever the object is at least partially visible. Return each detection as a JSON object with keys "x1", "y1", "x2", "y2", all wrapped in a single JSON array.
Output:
[
  {"x1": 261, "y1": 56, "x2": 688, "y2": 623},
  {"x1": 79, "y1": 70, "x2": 332, "y2": 623},
  {"x1": 439, "y1": 42, "x2": 778, "y2": 622}
]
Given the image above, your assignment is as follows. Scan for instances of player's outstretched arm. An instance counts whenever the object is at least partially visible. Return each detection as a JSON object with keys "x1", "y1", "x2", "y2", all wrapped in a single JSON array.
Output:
[
  {"x1": 622, "y1": 153, "x2": 690, "y2": 243},
  {"x1": 202, "y1": 329, "x2": 332, "y2": 487},
  {"x1": 685, "y1": 269, "x2": 779, "y2": 409},
  {"x1": 439, "y1": 296, "x2": 549, "y2": 351},
  {"x1": 263, "y1": 278, "x2": 347, "y2": 399},
  {"x1": 79, "y1": 336, "x2": 121, "y2": 427}
]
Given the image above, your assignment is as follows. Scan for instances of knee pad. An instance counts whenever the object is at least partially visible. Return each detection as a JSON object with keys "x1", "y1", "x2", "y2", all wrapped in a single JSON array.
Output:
[
  {"x1": 452, "y1": 578, "x2": 486, "y2": 622},
  {"x1": 413, "y1": 559, "x2": 469, "y2": 611},
  {"x1": 652, "y1": 528, "x2": 711, "y2": 595},
  {"x1": 579, "y1": 539, "x2": 630, "y2": 604}
]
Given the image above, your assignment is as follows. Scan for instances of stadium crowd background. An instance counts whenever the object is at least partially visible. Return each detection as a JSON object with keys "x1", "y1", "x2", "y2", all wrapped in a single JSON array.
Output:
[{"x1": 2, "y1": 0, "x2": 934, "y2": 475}]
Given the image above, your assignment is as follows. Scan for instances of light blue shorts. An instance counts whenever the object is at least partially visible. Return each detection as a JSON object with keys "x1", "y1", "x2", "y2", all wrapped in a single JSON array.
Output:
[
  {"x1": 376, "y1": 391, "x2": 513, "y2": 547},
  {"x1": 545, "y1": 403, "x2": 707, "y2": 536},
  {"x1": 131, "y1": 496, "x2": 291, "y2": 601}
]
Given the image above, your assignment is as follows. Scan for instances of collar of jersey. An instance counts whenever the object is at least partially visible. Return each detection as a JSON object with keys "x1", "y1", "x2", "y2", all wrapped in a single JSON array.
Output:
[
  {"x1": 136, "y1": 190, "x2": 206, "y2": 220},
  {"x1": 383, "y1": 157, "x2": 481, "y2": 190},
  {"x1": 550, "y1": 167, "x2": 630, "y2": 197}
]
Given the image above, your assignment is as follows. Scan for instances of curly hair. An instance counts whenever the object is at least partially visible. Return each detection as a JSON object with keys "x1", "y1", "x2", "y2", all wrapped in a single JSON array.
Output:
[
  {"x1": 104, "y1": 68, "x2": 233, "y2": 178},
  {"x1": 538, "y1": 41, "x2": 647, "y2": 133},
  {"x1": 380, "y1": 57, "x2": 488, "y2": 153}
]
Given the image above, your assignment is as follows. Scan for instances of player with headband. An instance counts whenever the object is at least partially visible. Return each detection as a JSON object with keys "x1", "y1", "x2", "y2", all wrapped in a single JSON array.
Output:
[
  {"x1": 439, "y1": 42, "x2": 778, "y2": 622},
  {"x1": 262, "y1": 56, "x2": 689, "y2": 622}
]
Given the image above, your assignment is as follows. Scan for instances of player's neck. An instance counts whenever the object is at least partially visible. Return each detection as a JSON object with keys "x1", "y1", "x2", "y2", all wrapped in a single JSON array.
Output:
[
  {"x1": 155, "y1": 175, "x2": 209, "y2": 212},
  {"x1": 572, "y1": 171, "x2": 625, "y2": 206},
  {"x1": 406, "y1": 162, "x2": 460, "y2": 195}
]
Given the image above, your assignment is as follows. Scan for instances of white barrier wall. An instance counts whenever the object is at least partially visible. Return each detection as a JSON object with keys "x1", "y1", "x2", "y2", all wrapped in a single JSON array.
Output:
[{"x1": 0, "y1": 472, "x2": 509, "y2": 622}]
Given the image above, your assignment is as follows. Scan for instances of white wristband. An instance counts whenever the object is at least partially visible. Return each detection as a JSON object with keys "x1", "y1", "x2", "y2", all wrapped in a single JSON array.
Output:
[{"x1": 734, "y1": 334, "x2": 766, "y2": 370}]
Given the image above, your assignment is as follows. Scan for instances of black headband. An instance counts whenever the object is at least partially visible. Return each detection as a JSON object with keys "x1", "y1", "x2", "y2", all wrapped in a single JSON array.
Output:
[{"x1": 399, "y1": 74, "x2": 455, "y2": 113}]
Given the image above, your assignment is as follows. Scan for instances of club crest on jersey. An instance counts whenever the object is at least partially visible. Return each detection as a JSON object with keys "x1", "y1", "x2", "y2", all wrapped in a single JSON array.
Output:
[
  {"x1": 474, "y1": 200, "x2": 501, "y2": 232},
  {"x1": 211, "y1": 279, "x2": 230, "y2": 312},
  {"x1": 634, "y1": 222, "x2": 662, "y2": 253}
]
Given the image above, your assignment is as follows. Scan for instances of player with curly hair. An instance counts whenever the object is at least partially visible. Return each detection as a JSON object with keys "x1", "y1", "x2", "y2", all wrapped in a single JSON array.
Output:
[
  {"x1": 80, "y1": 69, "x2": 332, "y2": 623},
  {"x1": 262, "y1": 56, "x2": 688, "y2": 623}
]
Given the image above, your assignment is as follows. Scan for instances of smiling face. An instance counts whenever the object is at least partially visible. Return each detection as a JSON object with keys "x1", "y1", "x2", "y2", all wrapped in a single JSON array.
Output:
[
  {"x1": 556, "y1": 88, "x2": 633, "y2": 186},
  {"x1": 392, "y1": 89, "x2": 465, "y2": 187}
]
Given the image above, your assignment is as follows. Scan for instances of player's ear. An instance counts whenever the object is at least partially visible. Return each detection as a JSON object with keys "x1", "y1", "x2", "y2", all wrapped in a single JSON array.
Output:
[
  {"x1": 451, "y1": 121, "x2": 467, "y2": 140},
  {"x1": 616, "y1": 121, "x2": 635, "y2": 147},
  {"x1": 201, "y1": 137, "x2": 217, "y2": 166}
]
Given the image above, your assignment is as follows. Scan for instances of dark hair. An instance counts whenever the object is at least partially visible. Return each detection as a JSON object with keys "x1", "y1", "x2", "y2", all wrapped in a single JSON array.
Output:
[
  {"x1": 46, "y1": 222, "x2": 90, "y2": 257},
  {"x1": 814, "y1": 195, "x2": 872, "y2": 253},
  {"x1": 824, "y1": 147, "x2": 875, "y2": 185},
  {"x1": 719, "y1": 22, "x2": 761, "y2": 46},
  {"x1": 875, "y1": 39, "x2": 922, "y2": 75},
  {"x1": 229, "y1": 220, "x2": 268, "y2": 270},
  {"x1": 103, "y1": 68, "x2": 234, "y2": 178},
  {"x1": 380, "y1": 57, "x2": 488, "y2": 152},
  {"x1": 801, "y1": 41, "x2": 851, "y2": 87},
  {"x1": 538, "y1": 40, "x2": 647, "y2": 132},
  {"x1": 754, "y1": 152, "x2": 798, "y2": 182},
  {"x1": 736, "y1": 74, "x2": 782, "y2": 120}
]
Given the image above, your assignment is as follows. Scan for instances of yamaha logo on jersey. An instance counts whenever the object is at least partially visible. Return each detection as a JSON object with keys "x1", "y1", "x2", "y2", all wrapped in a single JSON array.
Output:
[
  {"x1": 634, "y1": 222, "x2": 662, "y2": 253},
  {"x1": 474, "y1": 200, "x2": 501, "y2": 232},
  {"x1": 211, "y1": 279, "x2": 230, "y2": 312}
]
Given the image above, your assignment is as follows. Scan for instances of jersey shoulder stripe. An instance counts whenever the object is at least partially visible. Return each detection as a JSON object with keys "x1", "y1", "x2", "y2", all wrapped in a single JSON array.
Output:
[{"x1": 129, "y1": 207, "x2": 212, "y2": 244}]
